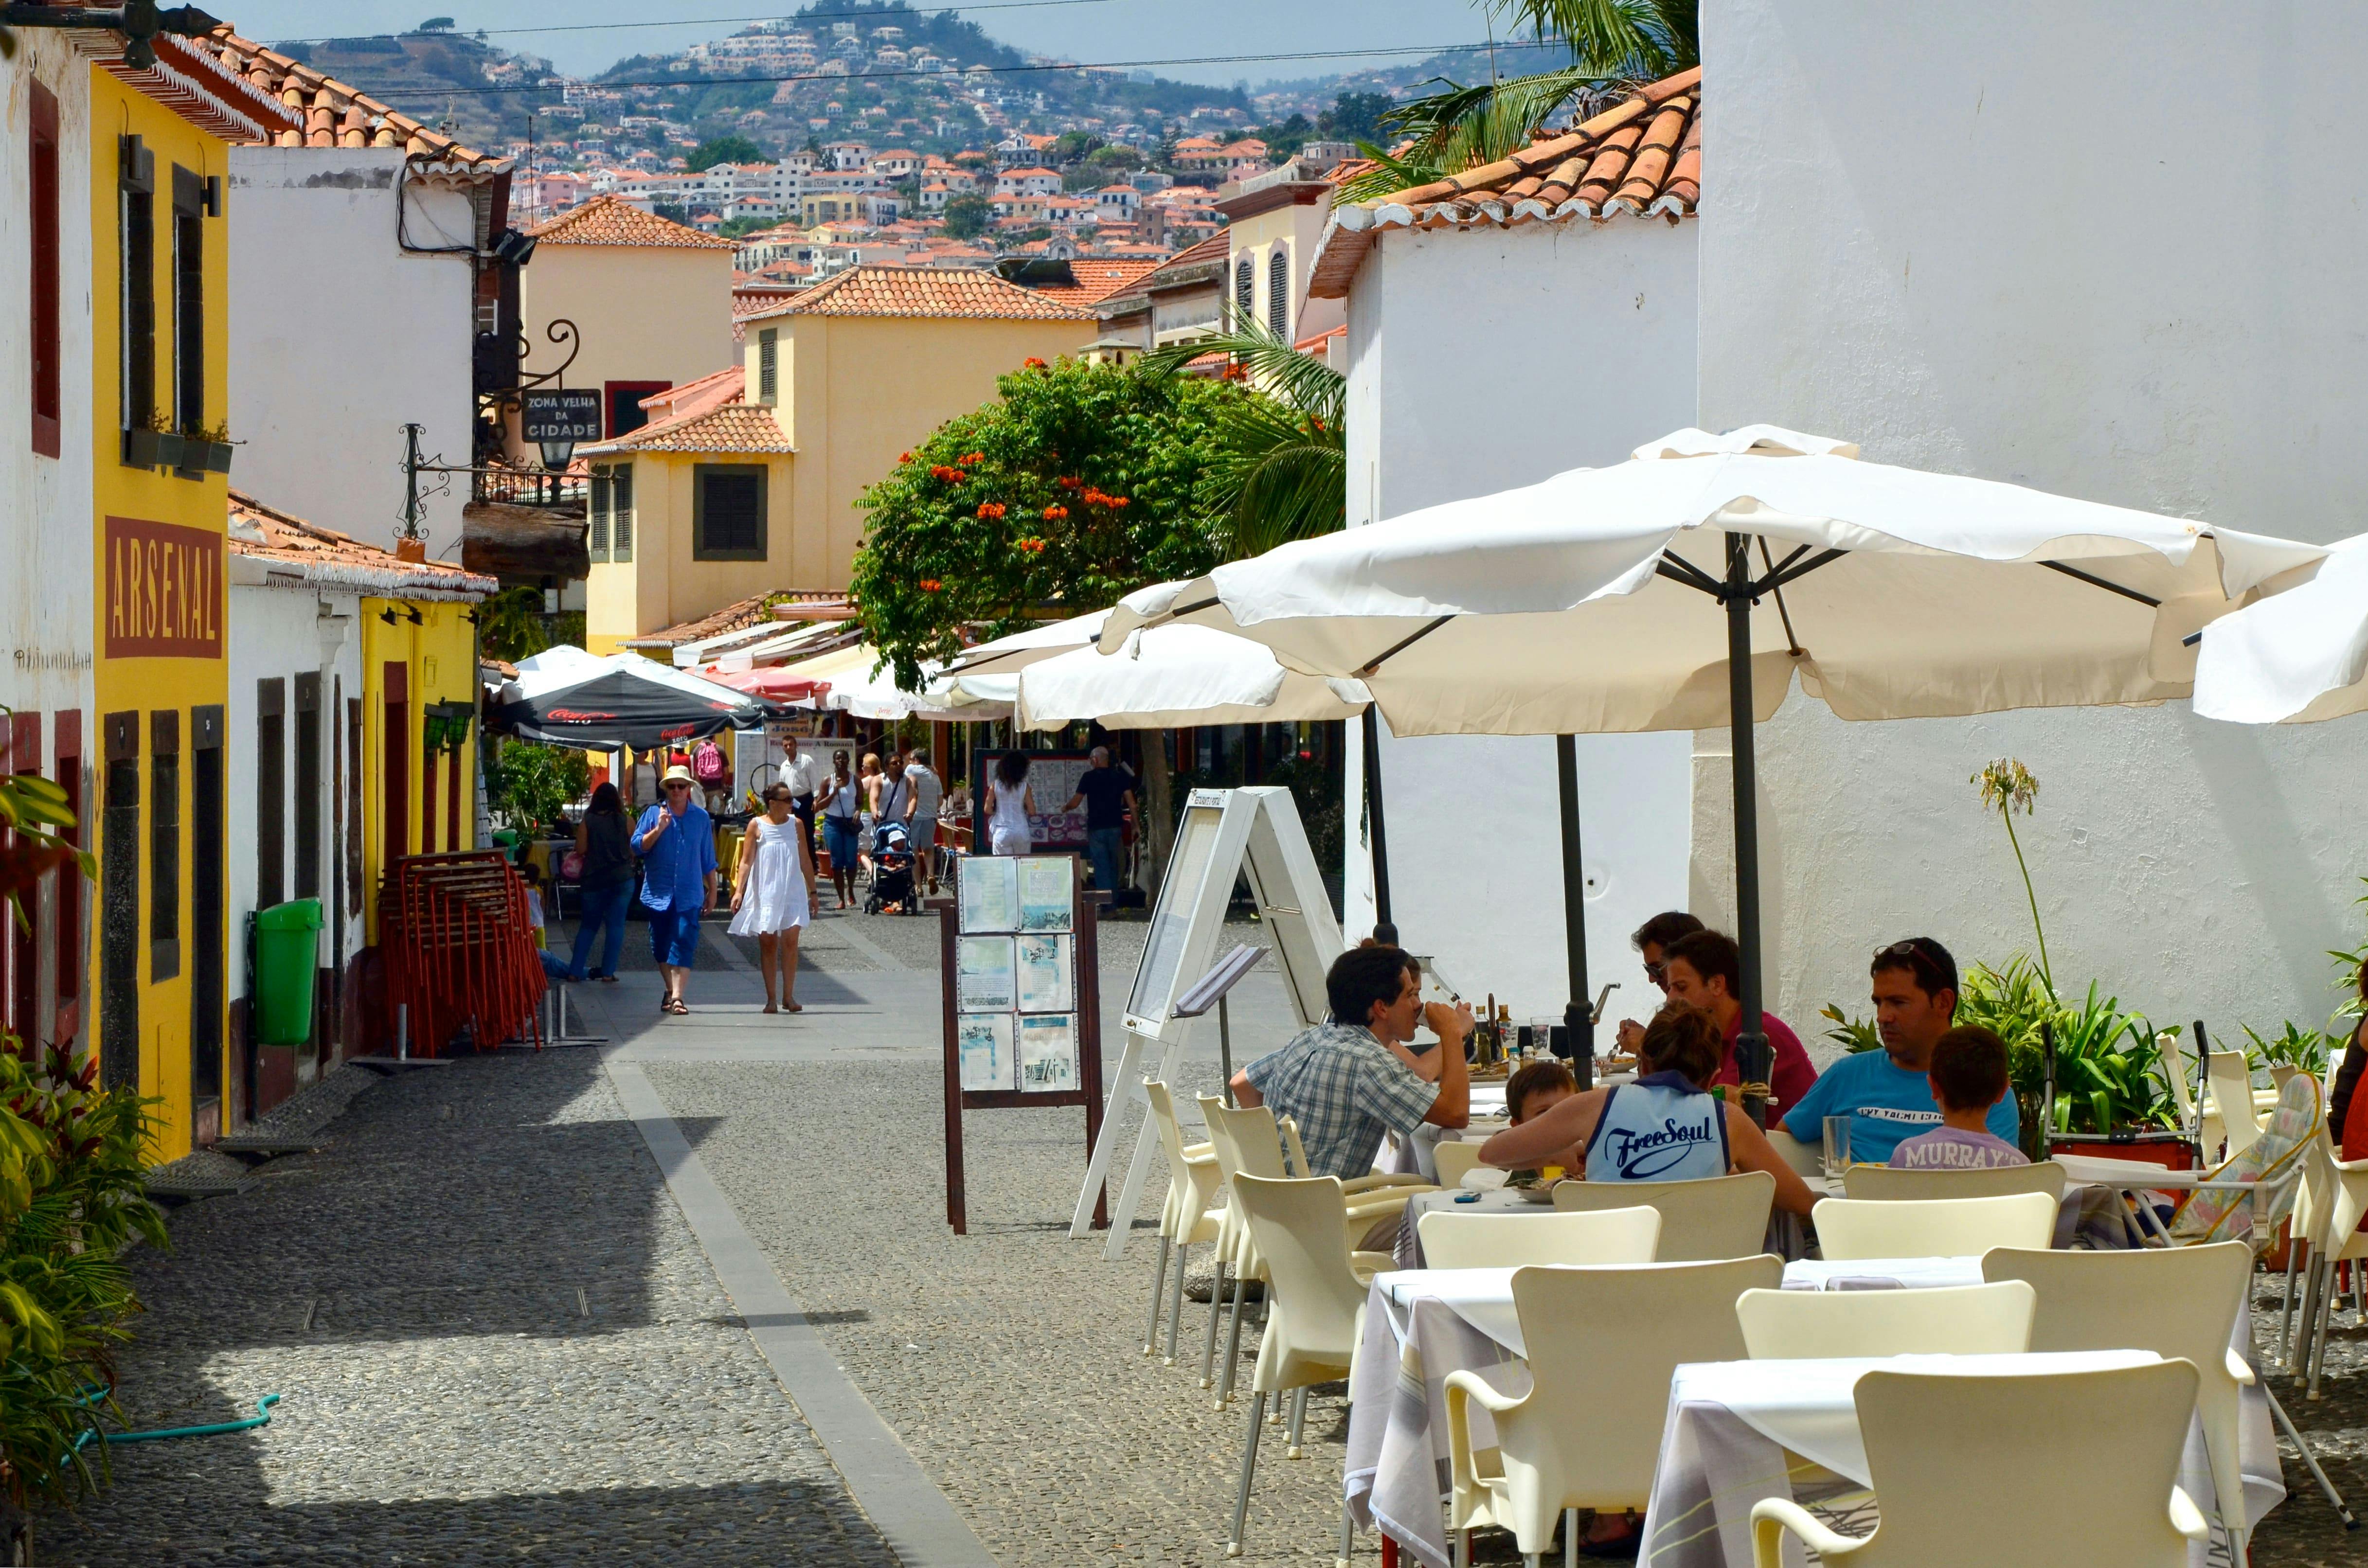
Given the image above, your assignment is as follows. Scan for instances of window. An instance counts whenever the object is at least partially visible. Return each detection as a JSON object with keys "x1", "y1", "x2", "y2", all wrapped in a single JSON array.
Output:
[
  {"x1": 172, "y1": 166, "x2": 203, "y2": 437},
  {"x1": 588, "y1": 467, "x2": 611, "y2": 560},
  {"x1": 604, "y1": 379, "x2": 668, "y2": 438},
  {"x1": 693, "y1": 464, "x2": 766, "y2": 560},
  {"x1": 29, "y1": 81, "x2": 60, "y2": 458},
  {"x1": 256, "y1": 678, "x2": 284, "y2": 910},
  {"x1": 149, "y1": 710, "x2": 179, "y2": 982},
  {"x1": 1267, "y1": 246, "x2": 1290, "y2": 339},
  {"x1": 1234, "y1": 253, "x2": 1253, "y2": 319},
  {"x1": 293, "y1": 674, "x2": 321, "y2": 900},
  {"x1": 118, "y1": 137, "x2": 156, "y2": 460},
  {"x1": 757, "y1": 327, "x2": 778, "y2": 404},
  {"x1": 612, "y1": 463, "x2": 633, "y2": 562}
]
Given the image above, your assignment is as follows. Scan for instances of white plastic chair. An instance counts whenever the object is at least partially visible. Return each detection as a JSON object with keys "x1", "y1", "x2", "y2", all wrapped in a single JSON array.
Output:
[
  {"x1": 1750, "y1": 1361, "x2": 2209, "y2": 1567},
  {"x1": 1842, "y1": 1160, "x2": 2067, "y2": 1203},
  {"x1": 1765, "y1": 1126, "x2": 1823, "y2": 1178},
  {"x1": 2207, "y1": 1050, "x2": 2264, "y2": 1159},
  {"x1": 1445, "y1": 1256, "x2": 1782, "y2": 1568},
  {"x1": 1223, "y1": 1173, "x2": 1386, "y2": 1562},
  {"x1": 1552, "y1": 1171, "x2": 1777, "y2": 1262},
  {"x1": 1984, "y1": 1241, "x2": 2253, "y2": 1552},
  {"x1": 1197, "y1": 1096, "x2": 1426, "y2": 1409},
  {"x1": 1812, "y1": 1192, "x2": 2057, "y2": 1261},
  {"x1": 1736, "y1": 1280, "x2": 2034, "y2": 1359},
  {"x1": 1417, "y1": 1205, "x2": 1659, "y2": 1269},
  {"x1": 1144, "y1": 1082, "x2": 1224, "y2": 1365},
  {"x1": 1433, "y1": 1140, "x2": 1486, "y2": 1189}
]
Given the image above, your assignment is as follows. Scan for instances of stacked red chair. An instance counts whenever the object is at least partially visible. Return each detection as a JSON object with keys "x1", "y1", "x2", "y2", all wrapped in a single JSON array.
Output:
[{"x1": 380, "y1": 851, "x2": 545, "y2": 1056}]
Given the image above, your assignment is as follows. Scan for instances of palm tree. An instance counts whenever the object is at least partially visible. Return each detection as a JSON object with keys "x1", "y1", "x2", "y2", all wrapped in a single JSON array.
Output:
[
  {"x1": 1138, "y1": 308, "x2": 1345, "y2": 561},
  {"x1": 1338, "y1": 0, "x2": 1697, "y2": 203}
]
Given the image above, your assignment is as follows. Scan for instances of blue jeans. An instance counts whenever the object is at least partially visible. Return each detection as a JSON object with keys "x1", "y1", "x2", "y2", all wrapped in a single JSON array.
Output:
[
  {"x1": 539, "y1": 947, "x2": 572, "y2": 979},
  {"x1": 569, "y1": 880, "x2": 631, "y2": 980},
  {"x1": 1086, "y1": 827, "x2": 1124, "y2": 893},
  {"x1": 647, "y1": 906, "x2": 702, "y2": 969}
]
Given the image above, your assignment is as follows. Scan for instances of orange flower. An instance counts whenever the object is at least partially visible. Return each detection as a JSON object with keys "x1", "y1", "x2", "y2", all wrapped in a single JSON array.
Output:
[
  {"x1": 1023, "y1": 356, "x2": 1048, "y2": 369},
  {"x1": 958, "y1": 451, "x2": 984, "y2": 465},
  {"x1": 1055, "y1": 475, "x2": 1081, "y2": 490},
  {"x1": 900, "y1": 450, "x2": 914, "y2": 462},
  {"x1": 920, "y1": 578, "x2": 942, "y2": 592},
  {"x1": 1042, "y1": 504, "x2": 1068, "y2": 521},
  {"x1": 975, "y1": 502, "x2": 1006, "y2": 520},
  {"x1": 1015, "y1": 537, "x2": 1046, "y2": 553}
]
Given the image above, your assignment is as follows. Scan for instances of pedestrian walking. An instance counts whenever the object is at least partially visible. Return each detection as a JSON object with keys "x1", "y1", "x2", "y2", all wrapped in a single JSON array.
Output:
[
  {"x1": 902, "y1": 746, "x2": 944, "y2": 892},
  {"x1": 730, "y1": 784, "x2": 811, "y2": 1013},
  {"x1": 566, "y1": 781, "x2": 633, "y2": 981},
  {"x1": 634, "y1": 765, "x2": 718, "y2": 1016},
  {"x1": 779, "y1": 731, "x2": 827, "y2": 899},
  {"x1": 822, "y1": 750, "x2": 862, "y2": 910},
  {"x1": 986, "y1": 750, "x2": 1037, "y2": 856},
  {"x1": 1061, "y1": 745, "x2": 1136, "y2": 896}
]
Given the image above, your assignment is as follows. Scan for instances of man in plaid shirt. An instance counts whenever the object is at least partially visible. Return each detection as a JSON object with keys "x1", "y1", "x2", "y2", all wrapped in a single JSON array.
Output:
[{"x1": 1232, "y1": 946, "x2": 1474, "y2": 1179}]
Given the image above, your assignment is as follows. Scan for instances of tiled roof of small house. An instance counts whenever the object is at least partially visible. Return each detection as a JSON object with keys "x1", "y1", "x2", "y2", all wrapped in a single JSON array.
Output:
[
  {"x1": 1308, "y1": 67, "x2": 1700, "y2": 300},
  {"x1": 1023, "y1": 257, "x2": 1164, "y2": 308},
  {"x1": 227, "y1": 490, "x2": 497, "y2": 600},
  {"x1": 746, "y1": 265, "x2": 1096, "y2": 322},
  {"x1": 526, "y1": 194, "x2": 739, "y2": 248},
  {"x1": 580, "y1": 395, "x2": 790, "y2": 456},
  {"x1": 197, "y1": 29, "x2": 502, "y2": 176}
]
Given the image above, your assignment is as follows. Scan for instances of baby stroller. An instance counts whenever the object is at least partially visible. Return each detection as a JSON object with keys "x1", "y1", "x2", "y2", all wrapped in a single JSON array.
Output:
[{"x1": 864, "y1": 821, "x2": 917, "y2": 914}]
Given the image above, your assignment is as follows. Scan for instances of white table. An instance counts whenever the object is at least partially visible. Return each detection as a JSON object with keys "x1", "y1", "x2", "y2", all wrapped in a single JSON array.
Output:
[{"x1": 1347, "y1": 1256, "x2": 2283, "y2": 1568}]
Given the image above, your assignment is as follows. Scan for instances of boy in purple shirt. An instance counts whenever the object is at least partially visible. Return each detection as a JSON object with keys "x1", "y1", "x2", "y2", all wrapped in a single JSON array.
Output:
[{"x1": 1889, "y1": 1025, "x2": 2030, "y2": 1169}]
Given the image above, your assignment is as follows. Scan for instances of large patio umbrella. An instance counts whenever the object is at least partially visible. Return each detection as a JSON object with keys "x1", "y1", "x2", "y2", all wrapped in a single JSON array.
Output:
[
  {"x1": 1103, "y1": 424, "x2": 2329, "y2": 1116},
  {"x1": 941, "y1": 609, "x2": 1111, "y2": 677},
  {"x1": 495, "y1": 648, "x2": 775, "y2": 751},
  {"x1": 2193, "y1": 533, "x2": 2368, "y2": 724},
  {"x1": 1016, "y1": 623, "x2": 1369, "y2": 730}
]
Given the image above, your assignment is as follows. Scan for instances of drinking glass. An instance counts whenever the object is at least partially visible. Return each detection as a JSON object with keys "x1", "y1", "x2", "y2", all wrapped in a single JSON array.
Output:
[{"x1": 1823, "y1": 1115, "x2": 1853, "y2": 1175}]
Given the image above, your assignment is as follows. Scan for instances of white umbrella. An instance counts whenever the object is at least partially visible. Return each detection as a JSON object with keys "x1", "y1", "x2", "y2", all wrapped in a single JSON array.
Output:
[
  {"x1": 941, "y1": 609, "x2": 1112, "y2": 677},
  {"x1": 1103, "y1": 424, "x2": 2332, "y2": 1114},
  {"x1": 1016, "y1": 623, "x2": 1369, "y2": 731},
  {"x1": 2193, "y1": 534, "x2": 2368, "y2": 724}
]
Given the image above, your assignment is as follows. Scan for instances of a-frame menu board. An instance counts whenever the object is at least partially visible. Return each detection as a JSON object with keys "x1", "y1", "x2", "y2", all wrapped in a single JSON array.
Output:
[{"x1": 1069, "y1": 786, "x2": 1342, "y2": 1256}]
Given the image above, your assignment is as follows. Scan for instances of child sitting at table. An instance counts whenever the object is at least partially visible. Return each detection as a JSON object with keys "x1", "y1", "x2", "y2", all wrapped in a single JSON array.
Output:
[
  {"x1": 1501, "y1": 1059, "x2": 1582, "y2": 1177},
  {"x1": 1887, "y1": 1025, "x2": 2030, "y2": 1169}
]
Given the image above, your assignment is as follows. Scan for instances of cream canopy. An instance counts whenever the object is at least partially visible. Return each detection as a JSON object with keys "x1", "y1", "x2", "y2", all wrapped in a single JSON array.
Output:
[{"x1": 2193, "y1": 533, "x2": 2368, "y2": 725}]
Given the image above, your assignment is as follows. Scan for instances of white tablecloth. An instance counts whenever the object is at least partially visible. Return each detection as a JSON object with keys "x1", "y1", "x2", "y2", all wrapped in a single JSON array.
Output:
[{"x1": 1348, "y1": 1258, "x2": 2284, "y2": 1568}]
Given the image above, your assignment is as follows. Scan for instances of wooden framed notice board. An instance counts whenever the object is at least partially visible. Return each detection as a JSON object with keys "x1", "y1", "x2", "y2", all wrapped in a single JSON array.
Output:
[{"x1": 938, "y1": 852, "x2": 1108, "y2": 1235}]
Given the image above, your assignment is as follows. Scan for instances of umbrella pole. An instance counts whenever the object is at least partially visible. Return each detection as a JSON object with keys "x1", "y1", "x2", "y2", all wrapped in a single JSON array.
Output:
[
  {"x1": 1361, "y1": 706, "x2": 1394, "y2": 932},
  {"x1": 1724, "y1": 533, "x2": 1772, "y2": 1128},
  {"x1": 1556, "y1": 734, "x2": 1593, "y2": 1088}
]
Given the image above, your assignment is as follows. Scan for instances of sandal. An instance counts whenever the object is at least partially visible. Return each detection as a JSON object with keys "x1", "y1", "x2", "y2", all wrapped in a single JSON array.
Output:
[{"x1": 664, "y1": 998, "x2": 689, "y2": 1015}]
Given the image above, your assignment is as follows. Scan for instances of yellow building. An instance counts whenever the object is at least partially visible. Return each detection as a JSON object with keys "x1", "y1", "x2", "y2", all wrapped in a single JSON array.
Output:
[
  {"x1": 357, "y1": 597, "x2": 487, "y2": 947},
  {"x1": 88, "y1": 40, "x2": 300, "y2": 1158},
  {"x1": 578, "y1": 265, "x2": 1096, "y2": 650},
  {"x1": 519, "y1": 195, "x2": 739, "y2": 442}
]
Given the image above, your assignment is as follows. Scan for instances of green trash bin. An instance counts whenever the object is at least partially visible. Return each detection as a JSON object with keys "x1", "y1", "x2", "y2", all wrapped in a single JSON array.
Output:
[{"x1": 253, "y1": 899, "x2": 324, "y2": 1045}]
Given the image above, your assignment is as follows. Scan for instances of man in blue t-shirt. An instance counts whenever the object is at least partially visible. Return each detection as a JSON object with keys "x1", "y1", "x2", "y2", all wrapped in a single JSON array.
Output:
[
  {"x1": 634, "y1": 766, "x2": 717, "y2": 1016},
  {"x1": 1784, "y1": 936, "x2": 2019, "y2": 1166},
  {"x1": 1061, "y1": 746, "x2": 1135, "y2": 896}
]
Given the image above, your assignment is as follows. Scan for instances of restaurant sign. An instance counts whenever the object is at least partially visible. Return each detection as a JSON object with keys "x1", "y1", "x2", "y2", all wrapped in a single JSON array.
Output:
[{"x1": 104, "y1": 516, "x2": 222, "y2": 660}]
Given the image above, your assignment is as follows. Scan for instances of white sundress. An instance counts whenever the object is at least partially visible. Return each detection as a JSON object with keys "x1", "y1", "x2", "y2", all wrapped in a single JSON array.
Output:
[
  {"x1": 987, "y1": 779, "x2": 1033, "y2": 855},
  {"x1": 728, "y1": 816, "x2": 810, "y2": 936}
]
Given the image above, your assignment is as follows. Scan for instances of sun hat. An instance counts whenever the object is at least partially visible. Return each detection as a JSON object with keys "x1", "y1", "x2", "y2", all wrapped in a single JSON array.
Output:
[{"x1": 662, "y1": 765, "x2": 697, "y2": 785}]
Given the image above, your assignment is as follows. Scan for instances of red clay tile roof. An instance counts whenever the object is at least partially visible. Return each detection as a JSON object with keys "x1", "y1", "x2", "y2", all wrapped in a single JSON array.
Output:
[
  {"x1": 581, "y1": 399, "x2": 789, "y2": 456},
  {"x1": 227, "y1": 490, "x2": 497, "y2": 599},
  {"x1": 1024, "y1": 257, "x2": 1164, "y2": 308},
  {"x1": 1308, "y1": 68, "x2": 1700, "y2": 300},
  {"x1": 639, "y1": 367, "x2": 746, "y2": 426},
  {"x1": 748, "y1": 265, "x2": 1097, "y2": 322},
  {"x1": 527, "y1": 195, "x2": 740, "y2": 249},
  {"x1": 197, "y1": 29, "x2": 502, "y2": 175}
]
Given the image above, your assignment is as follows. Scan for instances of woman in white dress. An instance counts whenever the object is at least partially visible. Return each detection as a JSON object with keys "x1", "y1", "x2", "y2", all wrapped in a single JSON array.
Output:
[
  {"x1": 729, "y1": 784, "x2": 812, "y2": 1013},
  {"x1": 986, "y1": 750, "x2": 1037, "y2": 856}
]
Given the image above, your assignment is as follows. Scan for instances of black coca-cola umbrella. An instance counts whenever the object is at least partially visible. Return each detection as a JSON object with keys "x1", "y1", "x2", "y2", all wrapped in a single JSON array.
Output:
[{"x1": 494, "y1": 647, "x2": 775, "y2": 752}]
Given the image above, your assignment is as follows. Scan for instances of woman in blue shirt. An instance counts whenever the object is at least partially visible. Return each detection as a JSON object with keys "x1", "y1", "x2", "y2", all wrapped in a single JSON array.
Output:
[{"x1": 1479, "y1": 1003, "x2": 1818, "y2": 1216}]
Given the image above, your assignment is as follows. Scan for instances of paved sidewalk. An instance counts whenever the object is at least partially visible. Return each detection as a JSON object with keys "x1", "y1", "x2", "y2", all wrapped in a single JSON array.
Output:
[{"x1": 38, "y1": 1049, "x2": 900, "y2": 1568}]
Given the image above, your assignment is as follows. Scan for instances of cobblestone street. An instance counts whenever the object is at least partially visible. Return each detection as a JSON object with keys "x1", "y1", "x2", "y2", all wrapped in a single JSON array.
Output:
[{"x1": 28, "y1": 906, "x2": 2368, "y2": 1566}]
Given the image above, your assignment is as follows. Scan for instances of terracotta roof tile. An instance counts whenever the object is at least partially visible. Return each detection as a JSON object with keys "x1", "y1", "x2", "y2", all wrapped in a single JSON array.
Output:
[
  {"x1": 526, "y1": 194, "x2": 739, "y2": 249},
  {"x1": 227, "y1": 490, "x2": 497, "y2": 599},
  {"x1": 748, "y1": 264, "x2": 1096, "y2": 322},
  {"x1": 195, "y1": 30, "x2": 502, "y2": 175},
  {"x1": 1023, "y1": 257, "x2": 1164, "y2": 308},
  {"x1": 580, "y1": 399, "x2": 790, "y2": 456},
  {"x1": 1308, "y1": 68, "x2": 1701, "y2": 300}
]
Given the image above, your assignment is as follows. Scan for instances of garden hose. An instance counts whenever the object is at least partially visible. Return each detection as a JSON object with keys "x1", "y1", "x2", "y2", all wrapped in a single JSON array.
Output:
[{"x1": 68, "y1": 1393, "x2": 282, "y2": 1455}]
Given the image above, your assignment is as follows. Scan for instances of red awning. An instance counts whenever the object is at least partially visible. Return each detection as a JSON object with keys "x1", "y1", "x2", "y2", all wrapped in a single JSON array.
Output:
[{"x1": 707, "y1": 665, "x2": 829, "y2": 702}]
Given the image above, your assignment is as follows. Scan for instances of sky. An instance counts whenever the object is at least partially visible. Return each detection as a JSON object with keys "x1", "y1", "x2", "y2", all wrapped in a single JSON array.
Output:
[{"x1": 219, "y1": 0, "x2": 1504, "y2": 88}]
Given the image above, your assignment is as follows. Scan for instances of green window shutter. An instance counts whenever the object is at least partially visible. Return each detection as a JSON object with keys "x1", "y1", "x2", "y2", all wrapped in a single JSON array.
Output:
[
  {"x1": 758, "y1": 328, "x2": 778, "y2": 404},
  {"x1": 614, "y1": 464, "x2": 634, "y2": 562},
  {"x1": 588, "y1": 468, "x2": 610, "y2": 560}
]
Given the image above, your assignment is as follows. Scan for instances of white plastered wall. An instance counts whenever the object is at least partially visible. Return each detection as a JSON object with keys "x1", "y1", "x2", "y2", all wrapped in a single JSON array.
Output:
[
  {"x1": 229, "y1": 148, "x2": 477, "y2": 561},
  {"x1": 1696, "y1": 0, "x2": 2368, "y2": 1046},
  {"x1": 1340, "y1": 217, "x2": 1699, "y2": 1023}
]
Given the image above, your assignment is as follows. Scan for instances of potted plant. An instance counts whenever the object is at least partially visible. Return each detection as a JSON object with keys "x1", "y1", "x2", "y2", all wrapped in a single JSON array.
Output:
[
  {"x1": 146, "y1": 411, "x2": 185, "y2": 471},
  {"x1": 187, "y1": 419, "x2": 235, "y2": 475},
  {"x1": 121, "y1": 422, "x2": 159, "y2": 468}
]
